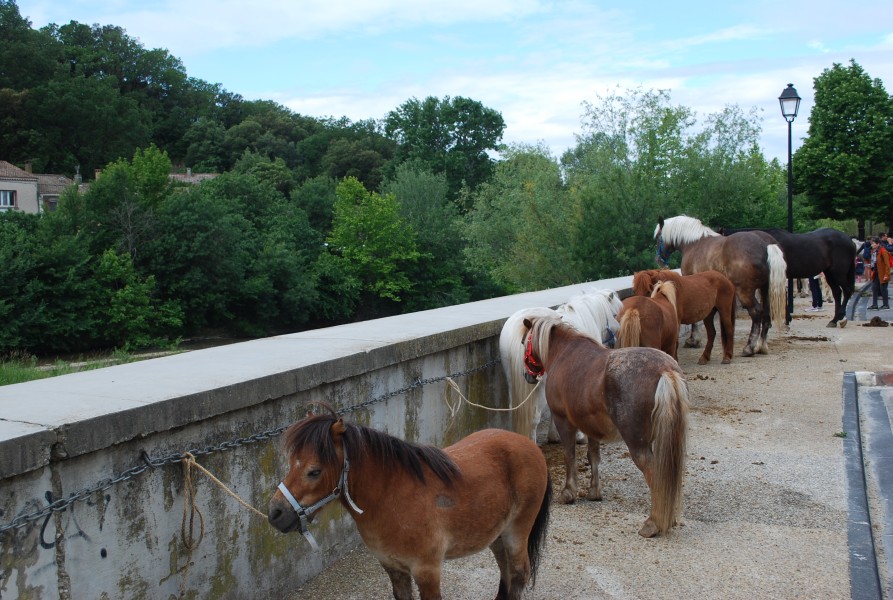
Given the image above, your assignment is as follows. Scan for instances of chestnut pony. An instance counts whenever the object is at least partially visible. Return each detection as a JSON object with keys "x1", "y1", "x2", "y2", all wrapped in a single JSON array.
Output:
[
  {"x1": 655, "y1": 215, "x2": 786, "y2": 357},
  {"x1": 522, "y1": 315, "x2": 688, "y2": 538},
  {"x1": 268, "y1": 408, "x2": 551, "y2": 600},
  {"x1": 617, "y1": 280, "x2": 680, "y2": 361},
  {"x1": 632, "y1": 269, "x2": 737, "y2": 364},
  {"x1": 499, "y1": 289, "x2": 622, "y2": 443}
]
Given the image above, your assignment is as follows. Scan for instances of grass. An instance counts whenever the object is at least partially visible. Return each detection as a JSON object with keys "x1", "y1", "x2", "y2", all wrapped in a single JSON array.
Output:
[{"x1": 0, "y1": 349, "x2": 154, "y2": 386}]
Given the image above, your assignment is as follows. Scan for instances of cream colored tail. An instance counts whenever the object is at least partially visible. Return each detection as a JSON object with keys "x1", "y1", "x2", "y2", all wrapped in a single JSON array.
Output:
[
  {"x1": 617, "y1": 309, "x2": 641, "y2": 349},
  {"x1": 767, "y1": 244, "x2": 787, "y2": 331},
  {"x1": 650, "y1": 370, "x2": 690, "y2": 535}
]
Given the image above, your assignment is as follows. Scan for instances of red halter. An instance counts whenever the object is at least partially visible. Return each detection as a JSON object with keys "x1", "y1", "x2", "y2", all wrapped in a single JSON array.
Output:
[{"x1": 523, "y1": 331, "x2": 544, "y2": 378}]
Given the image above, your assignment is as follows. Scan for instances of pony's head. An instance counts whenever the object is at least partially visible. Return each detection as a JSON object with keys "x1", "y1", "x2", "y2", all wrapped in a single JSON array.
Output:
[
  {"x1": 268, "y1": 405, "x2": 361, "y2": 547},
  {"x1": 521, "y1": 316, "x2": 566, "y2": 384},
  {"x1": 654, "y1": 215, "x2": 718, "y2": 266}
]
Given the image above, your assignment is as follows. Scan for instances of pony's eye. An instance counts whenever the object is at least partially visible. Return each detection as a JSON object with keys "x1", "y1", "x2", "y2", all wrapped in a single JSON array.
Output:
[{"x1": 307, "y1": 468, "x2": 322, "y2": 479}]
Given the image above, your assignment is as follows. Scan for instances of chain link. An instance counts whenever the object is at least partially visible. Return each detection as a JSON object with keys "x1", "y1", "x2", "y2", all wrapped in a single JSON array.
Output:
[{"x1": 0, "y1": 357, "x2": 501, "y2": 535}]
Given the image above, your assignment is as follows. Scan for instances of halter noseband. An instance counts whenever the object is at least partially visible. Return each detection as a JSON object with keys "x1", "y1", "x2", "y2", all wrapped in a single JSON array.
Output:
[
  {"x1": 656, "y1": 233, "x2": 671, "y2": 268},
  {"x1": 276, "y1": 441, "x2": 363, "y2": 551},
  {"x1": 523, "y1": 331, "x2": 545, "y2": 378}
]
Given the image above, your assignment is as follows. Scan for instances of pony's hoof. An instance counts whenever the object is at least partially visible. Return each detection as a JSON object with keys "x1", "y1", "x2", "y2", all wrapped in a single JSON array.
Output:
[
  {"x1": 638, "y1": 519, "x2": 660, "y2": 538},
  {"x1": 697, "y1": 356, "x2": 708, "y2": 365},
  {"x1": 837, "y1": 318, "x2": 847, "y2": 329},
  {"x1": 742, "y1": 347, "x2": 754, "y2": 357},
  {"x1": 757, "y1": 345, "x2": 769, "y2": 355},
  {"x1": 826, "y1": 320, "x2": 837, "y2": 328},
  {"x1": 558, "y1": 490, "x2": 577, "y2": 504},
  {"x1": 684, "y1": 339, "x2": 701, "y2": 348},
  {"x1": 585, "y1": 489, "x2": 603, "y2": 501},
  {"x1": 721, "y1": 357, "x2": 731, "y2": 365}
]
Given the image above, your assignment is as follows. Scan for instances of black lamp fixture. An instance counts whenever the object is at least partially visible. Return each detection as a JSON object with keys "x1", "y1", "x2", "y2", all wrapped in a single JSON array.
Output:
[{"x1": 778, "y1": 82, "x2": 801, "y2": 324}]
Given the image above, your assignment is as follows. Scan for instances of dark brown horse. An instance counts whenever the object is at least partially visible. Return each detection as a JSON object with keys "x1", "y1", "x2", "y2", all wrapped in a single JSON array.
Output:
[
  {"x1": 633, "y1": 269, "x2": 737, "y2": 364},
  {"x1": 720, "y1": 226, "x2": 856, "y2": 328},
  {"x1": 522, "y1": 315, "x2": 688, "y2": 538},
  {"x1": 617, "y1": 281, "x2": 680, "y2": 361},
  {"x1": 656, "y1": 215, "x2": 787, "y2": 357},
  {"x1": 268, "y1": 408, "x2": 551, "y2": 600}
]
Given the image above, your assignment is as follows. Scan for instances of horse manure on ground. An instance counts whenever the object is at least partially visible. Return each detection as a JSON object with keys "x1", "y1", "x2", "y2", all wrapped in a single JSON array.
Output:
[{"x1": 863, "y1": 316, "x2": 890, "y2": 327}]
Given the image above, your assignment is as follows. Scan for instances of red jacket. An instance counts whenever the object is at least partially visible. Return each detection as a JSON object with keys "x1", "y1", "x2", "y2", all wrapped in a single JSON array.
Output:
[{"x1": 871, "y1": 245, "x2": 891, "y2": 284}]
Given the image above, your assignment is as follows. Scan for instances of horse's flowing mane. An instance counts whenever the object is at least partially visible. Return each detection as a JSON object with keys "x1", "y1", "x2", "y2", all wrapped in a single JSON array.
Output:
[
  {"x1": 284, "y1": 413, "x2": 461, "y2": 486},
  {"x1": 556, "y1": 290, "x2": 618, "y2": 344},
  {"x1": 528, "y1": 315, "x2": 588, "y2": 365},
  {"x1": 655, "y1": 215, "x2": 719, "y2": 247},
  {"x1": 651, "y1": 280, "x2": 678, "y2": 313}
]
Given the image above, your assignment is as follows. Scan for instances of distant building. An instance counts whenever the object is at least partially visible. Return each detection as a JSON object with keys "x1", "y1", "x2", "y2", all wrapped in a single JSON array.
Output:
[{"x1": 0, "y1": 160, "x2": 74, "y2": 214}]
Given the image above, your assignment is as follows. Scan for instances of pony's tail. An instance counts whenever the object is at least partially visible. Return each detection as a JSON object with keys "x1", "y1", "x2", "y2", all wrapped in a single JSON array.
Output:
[
  {"x1": 527, "y1": 473, "x2": 552, "y2": 588},
  {"x1": 650, "y1": 370, "x2": 689, "y2": 535},
  {"x1": 617, "y1": 309, "x2": 641, "y2": 348},
  {"x1": 767, "y1": 244, "x2": 788, "y2": 331}
]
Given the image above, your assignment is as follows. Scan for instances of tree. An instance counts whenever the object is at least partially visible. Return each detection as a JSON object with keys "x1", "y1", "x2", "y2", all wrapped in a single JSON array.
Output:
[
  {"x1": 795, "y1": 60, "x2": 893, "y2": 231},
  {"x1": 464, "y1": 144, "x2": 575, "y2": 292},
  {"x1": 323, "y1": 177, "x2": 420, "y2": 318},
  {"x1": 385, "y1": 95, "x2": 505, "y2": 206},
  {"x1": 0, "y1": 0, "x2": 57, "y2": 90},
  {"x1": 381, "y1": 161, "x2": 469, "y2": 310}
]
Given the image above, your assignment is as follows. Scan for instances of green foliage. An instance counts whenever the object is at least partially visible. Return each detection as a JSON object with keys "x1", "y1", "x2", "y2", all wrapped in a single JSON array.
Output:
[
  {"x1": 381, "y1": 162, "x2": 470, "y2": 310},
  {"x1": 465, "y1": 144, "x2": 576, "y2": 292},
  {"x1": 325, "y1": 177, "x2": 420, "y2": 315},
  {"x1": 795, "y1": 60, "x2": 893, "y2": 225},
  {"x1": 385, "y1": 96, "x2": 505, "y2": 206}
]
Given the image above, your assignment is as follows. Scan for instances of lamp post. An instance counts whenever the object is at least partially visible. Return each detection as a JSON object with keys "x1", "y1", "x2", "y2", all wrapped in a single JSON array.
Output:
[{"x1": 779, "y1": 83, "x2": 801, "y2": 324}]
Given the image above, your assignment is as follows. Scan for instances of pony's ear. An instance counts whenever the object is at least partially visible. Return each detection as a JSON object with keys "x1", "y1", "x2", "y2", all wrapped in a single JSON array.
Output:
[
  {"x1": 522, "y1": 318, "x2": 533, "y2": 329},
  {"x1": 331, "y1": 418, "x2": 346, "y2": 440},
  {"x1": 658, "y1": 216, "x2": 664, "y2": 228}
]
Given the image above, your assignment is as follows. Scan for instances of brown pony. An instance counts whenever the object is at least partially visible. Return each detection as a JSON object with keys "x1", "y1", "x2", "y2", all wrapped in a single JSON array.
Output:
[
  {"x1": 268, "y1": 408, "x2": 551, "y2": 600},
  {"x1": 617, "y1": 280, "x2": 680, "y2": 361},
  {"x1": 655, "y1": 215, "x2": 786, "y2": 357},
  {"x1": 633, "y1": 269, "x2": 737, "y2": 364},
  {"x1": 522, "y1": 315, "x2": 688, "y2": 538}
]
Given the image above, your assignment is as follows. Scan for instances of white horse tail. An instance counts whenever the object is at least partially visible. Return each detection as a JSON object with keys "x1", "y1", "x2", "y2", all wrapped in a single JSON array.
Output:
[
  {"x1": 767, "y1": 244, "x2": 788, "y2": 331},
  {"x1": 651, "y1": 369, "x2": 690, "y2": 535},
  {"x1": 617, "y1": 308, "x2": 641, "y2": 349}
]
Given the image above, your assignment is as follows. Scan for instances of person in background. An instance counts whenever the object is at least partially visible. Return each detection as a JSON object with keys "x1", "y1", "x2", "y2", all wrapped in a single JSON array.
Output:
[
  {"x1": 861, "y1": 238, "x2": 873, "y2": 281},
  {"x1": 806, "y1": 275, "x2": 824, "y2": 312},
  {"x1": 868, "y1": 236, "x2": 891, "y2": 310}
]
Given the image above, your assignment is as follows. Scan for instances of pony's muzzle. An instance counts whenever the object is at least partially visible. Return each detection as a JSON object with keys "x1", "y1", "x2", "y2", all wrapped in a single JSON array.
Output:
[
  {"x1": 268, "y1": 496, "x2": 299, "y2": 533},
  {"x1": 523, "y1": 372, "x2": 539, "y2": 385}
]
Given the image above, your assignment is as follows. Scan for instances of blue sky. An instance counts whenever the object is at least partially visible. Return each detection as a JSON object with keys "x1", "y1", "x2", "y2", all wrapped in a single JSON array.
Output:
[{"x1": 19, "y1": 0, "x2": 893, "y2": 163}]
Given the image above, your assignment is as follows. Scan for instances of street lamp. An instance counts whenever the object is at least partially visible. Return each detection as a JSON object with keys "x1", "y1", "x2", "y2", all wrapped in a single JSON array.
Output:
[{"x1": 779, "y1": 83, "x2": 801, "y2": 324}]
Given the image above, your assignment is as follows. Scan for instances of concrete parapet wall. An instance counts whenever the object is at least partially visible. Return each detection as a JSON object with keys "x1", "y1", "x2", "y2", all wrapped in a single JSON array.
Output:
[{"x1": 0, "y1": 277, "x2": 631, "y2": 599}]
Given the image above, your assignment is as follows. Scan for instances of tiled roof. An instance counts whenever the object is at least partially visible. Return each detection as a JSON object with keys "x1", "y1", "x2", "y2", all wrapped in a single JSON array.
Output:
[
  {"x1": 0, "y1": 160, "x2": 37, "y2": 181},
  {"x1": 36, "y1": 173, "x2": 74, "y2": 195}
]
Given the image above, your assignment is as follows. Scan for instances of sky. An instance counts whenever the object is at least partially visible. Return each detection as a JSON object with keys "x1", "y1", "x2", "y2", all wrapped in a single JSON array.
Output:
[{"x1": 18, "y1": 0, "x2": 893, "y2": 164}]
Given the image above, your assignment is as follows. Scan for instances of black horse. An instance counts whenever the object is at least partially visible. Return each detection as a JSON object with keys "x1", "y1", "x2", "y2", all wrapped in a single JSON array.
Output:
[{"x1": 720, "y1": 227, "x2": 856, "y2": 328}]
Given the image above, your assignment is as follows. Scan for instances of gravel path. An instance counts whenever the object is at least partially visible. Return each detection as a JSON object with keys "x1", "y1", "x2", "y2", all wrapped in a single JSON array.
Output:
[{"x1": 288, "y1": 297, "x2": 893, "y2": 599}]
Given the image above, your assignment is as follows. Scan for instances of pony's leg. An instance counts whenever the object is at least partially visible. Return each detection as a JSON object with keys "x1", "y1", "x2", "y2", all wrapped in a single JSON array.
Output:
[
  {"x1": 738, "y1": 294, "x2": 761, "y2": 356},
  {"x1": 626, "y1": 448, "x2": 661, "y2": 538},
  {"x1": 684, "y1": 322, "x2": 701, "y2": 348},
  {"x1": 382, "y1": 565, "x2": 414, "y2": 600},
  {"x1": 757, "y1": 292, "x2": 772, "y2": 354},
  {"x1": 548, "y1": 415, "x2": 586, "y2": 444},
  {"x1": 553, "y1": 418, "x2": 580, "y2": 504},
  {"x1": 719, "y1": 306, "x2": 734, "y2": 364},
  {"x1": 489, "y1": 536, "x2": 530, "y2": 600},
  {"x1": 584, "y1": 439, "x2": 603, "y2": 501},
  {"x1": 412, "y1": 564, "x2": 444, "y2": 600},
  {"x1": 698, "y1": 310, "x2": 718, "y2": 364}
]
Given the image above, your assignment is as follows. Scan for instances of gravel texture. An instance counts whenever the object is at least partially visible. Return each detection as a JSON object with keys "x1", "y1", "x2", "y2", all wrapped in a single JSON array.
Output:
[{"x1": 288, "y1": 297, "x2": 893, "y2": 600}]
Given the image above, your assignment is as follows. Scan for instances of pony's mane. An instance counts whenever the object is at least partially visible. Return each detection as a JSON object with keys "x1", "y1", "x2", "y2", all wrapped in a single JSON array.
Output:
[
  {"x1": 655, "y1": 215, "x2": 719, "y2": 247},
  {"x1": 529, "y1": 315, "x2": 590, "y2": 364},
  {"x1": 284, "y1": 413, "x2": 460, "y2": 486},
  {"x1": 557, "y1": 291, "x2": 618, "y2": 343},
  {"x1": 651, "y1": 280, "x2": 678, "y2": 312}
]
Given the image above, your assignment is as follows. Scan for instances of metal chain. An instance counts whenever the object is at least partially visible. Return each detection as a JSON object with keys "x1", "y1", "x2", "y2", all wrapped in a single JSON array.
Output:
[{"x1": 0, "y1": 357, "x2": 501, "y2": 535}]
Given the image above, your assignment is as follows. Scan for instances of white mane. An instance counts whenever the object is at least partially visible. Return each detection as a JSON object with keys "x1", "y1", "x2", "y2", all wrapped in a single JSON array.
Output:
[
  {"x1": 654, "y1": 215, "x2": 720, "y2": 247},
  {"x1": 557, "y1": 289, "x2": 621, "y2": 342}
]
